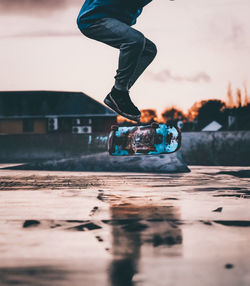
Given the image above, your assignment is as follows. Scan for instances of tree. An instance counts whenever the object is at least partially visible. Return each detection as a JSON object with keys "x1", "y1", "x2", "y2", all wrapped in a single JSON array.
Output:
[
  {"x1": 187, "y1": 101, "x2": 202, "y2": 121},
  {"x1": 196, "y1": 100, "x2": 226, "y2": 129},
  {"x1": 117, "y1": 109, "x2": 159, "y2": 125},
  {"x1": 243, "y1": 83, "x2": 249, "y2": 106},
  {"x1": 236, "y1": 88, "x2": 242, "y2": 108},
  {"x1": 161, "y1": 107, "x2": 186, "y2": 125},
  {"x1": 140, "y1": 109, "x2": 159, "y2": 124},
  {"x1": 226, "y1": 82, "x2": 234, "y2": 108}
]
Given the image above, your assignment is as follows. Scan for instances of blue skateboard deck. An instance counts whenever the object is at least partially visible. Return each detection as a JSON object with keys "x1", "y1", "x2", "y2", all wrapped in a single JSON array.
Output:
[{"x1": 108, "y1": 123, "x2": 181, "y2": 156}]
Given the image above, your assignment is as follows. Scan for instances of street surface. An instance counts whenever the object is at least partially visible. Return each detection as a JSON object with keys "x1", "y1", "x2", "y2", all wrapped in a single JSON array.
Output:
[{"x1": 0, "y1": 166, "x2": 250, "y2": 286}]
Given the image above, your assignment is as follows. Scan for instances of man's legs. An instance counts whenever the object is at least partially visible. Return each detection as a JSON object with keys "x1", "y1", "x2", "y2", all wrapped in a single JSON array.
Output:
[
  {"x1": 80, "y1": 18, "x2": 157, "y2": 120},
  {"x1": 128, "y1": 38, "x2": 157, "y2": 90}
]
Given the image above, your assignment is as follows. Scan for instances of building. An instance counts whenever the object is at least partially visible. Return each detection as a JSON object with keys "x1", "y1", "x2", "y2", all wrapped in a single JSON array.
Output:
[{"x1": 0, "y1": 91, "x2": 117, "y2": 134}]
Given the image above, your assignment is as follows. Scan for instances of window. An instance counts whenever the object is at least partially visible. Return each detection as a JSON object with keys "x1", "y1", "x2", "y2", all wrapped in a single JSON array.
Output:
[{"x1": 23, "y1": 119, "x2": 34, "y2": 133}]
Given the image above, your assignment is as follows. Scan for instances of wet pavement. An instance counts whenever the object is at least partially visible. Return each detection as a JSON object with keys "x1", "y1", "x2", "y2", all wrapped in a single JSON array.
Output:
[{"x1": 0, "y1": 166, "x2": 250, "y2": 286}]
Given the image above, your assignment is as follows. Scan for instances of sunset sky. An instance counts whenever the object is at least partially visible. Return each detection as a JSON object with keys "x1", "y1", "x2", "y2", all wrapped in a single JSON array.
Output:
[{"x1": 0, "y1": 0, "x2": 249, "y2": 113}]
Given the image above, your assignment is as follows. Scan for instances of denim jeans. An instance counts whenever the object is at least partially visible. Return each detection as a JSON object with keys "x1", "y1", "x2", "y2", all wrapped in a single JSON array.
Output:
[{"x1": 80, "y1": 18, "x2": 157, "y2": 91}]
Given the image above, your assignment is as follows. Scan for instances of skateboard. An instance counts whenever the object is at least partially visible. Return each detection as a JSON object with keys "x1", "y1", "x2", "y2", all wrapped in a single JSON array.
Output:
[{"x1": 108, "y1": 123, "x2": 181, "y2": 156}]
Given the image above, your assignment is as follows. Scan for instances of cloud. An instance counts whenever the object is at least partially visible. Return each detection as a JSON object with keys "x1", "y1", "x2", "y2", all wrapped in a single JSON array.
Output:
[
  {"x1": 146, "y1": 70, "x2": 211, "y2": 83},
  {"x1": 228, "y1": 24, "x2": 244, "y2": 43},
  {"x1": 225, "y1": 23, "x2": 249, "y2": 49},
  {"x1": 0, "y1": 0, "x2": 80, "y2": 14},
  {"x1": 0, "y1": 0, "x2": 82, "y2": 38},
  {"x1": 0, "y1": 30, "x2": 81, "y2": 38}
]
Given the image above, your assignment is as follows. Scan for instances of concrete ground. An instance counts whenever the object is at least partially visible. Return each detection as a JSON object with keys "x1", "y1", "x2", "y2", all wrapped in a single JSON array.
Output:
[{"x1": 0, "y1": 166, "x2": 250, "y2": 286}]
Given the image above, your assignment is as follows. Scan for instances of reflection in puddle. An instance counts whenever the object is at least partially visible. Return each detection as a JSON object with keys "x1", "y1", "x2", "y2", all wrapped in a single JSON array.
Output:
[
  {"x1": 108, "y1": 200, "x2": 183, "y2": 286},
  {"x1": 216, "y1": 170, "x2": 250, "y2": 178},
  {"x1": 0, "y1": 266, "x2": 68, "y2": 286}
]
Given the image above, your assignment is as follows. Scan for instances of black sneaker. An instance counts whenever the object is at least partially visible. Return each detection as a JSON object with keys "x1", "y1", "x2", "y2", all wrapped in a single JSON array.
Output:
[{"x1": 104, "y1": 87, "x2": 141, "y2": 122}]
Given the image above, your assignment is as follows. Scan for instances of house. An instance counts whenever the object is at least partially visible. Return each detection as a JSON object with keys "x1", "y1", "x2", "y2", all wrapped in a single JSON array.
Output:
[{"x1": 0, "y1": 91, "x2": 117, "y2": 134}]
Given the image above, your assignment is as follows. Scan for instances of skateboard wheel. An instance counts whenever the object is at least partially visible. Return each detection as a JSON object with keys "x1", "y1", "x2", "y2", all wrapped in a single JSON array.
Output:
[
  {"x1": 175, "y1": 127, "x2": 182, "y2": 151},
  {"x1": 111, "y1": 125, "x2": 118, "y2": 131},
  {"x1": 108, "y1": 130, "x2": 116, "y2": 155},
  {"x1": 151, "y1": 122, "x2": 159, "y2": 129}
]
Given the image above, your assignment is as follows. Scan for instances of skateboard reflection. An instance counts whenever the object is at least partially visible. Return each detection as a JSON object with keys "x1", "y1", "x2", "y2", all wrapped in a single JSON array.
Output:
[{"x1": 108, "y1": 200, "x2": 183, "y2": 286}]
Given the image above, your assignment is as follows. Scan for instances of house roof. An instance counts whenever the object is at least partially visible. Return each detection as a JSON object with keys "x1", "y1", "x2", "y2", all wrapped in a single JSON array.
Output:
[
  {"x1": 0, "y1": 90, "x2": 117, "y2": 118},
  {"x1": 202, "y1": 121, "x2": 222, "y2": 131}
]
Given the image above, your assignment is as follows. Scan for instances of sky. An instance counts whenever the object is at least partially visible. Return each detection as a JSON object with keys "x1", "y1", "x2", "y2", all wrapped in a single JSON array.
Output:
[{"x1": 0, "y1": 0, "x2": 249, "y2": 114}]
